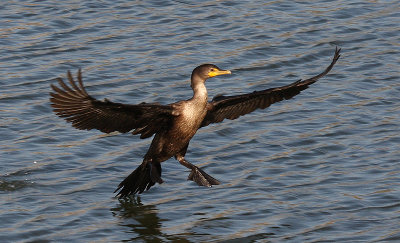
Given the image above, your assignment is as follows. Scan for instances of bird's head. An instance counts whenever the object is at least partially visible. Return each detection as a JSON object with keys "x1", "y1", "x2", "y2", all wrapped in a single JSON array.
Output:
[{"x1": 191, "y1": 64, "x2": 231, "y2": 82}]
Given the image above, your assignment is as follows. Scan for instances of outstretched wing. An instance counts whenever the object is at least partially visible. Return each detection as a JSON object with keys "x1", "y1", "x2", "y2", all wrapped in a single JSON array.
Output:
[
  {"x1": 50, "y1": 69, "x2": 177, "y2": 139},
  {"x1": 201, "y1": 47, "x2": 341, "y2": 127}
]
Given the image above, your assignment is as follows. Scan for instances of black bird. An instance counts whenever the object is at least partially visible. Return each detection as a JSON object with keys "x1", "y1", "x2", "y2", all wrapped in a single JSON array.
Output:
[{"x1": 50, "y1": 47, "x2": 341, "y2": 198}]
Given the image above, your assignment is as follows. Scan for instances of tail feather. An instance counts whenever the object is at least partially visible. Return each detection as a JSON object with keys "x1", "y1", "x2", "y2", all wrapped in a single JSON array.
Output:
[{"x1": 114, "y1": 162, "x2": 162, "y2": 198}]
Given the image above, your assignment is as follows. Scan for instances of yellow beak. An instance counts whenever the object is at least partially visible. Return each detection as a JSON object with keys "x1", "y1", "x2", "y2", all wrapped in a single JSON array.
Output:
[{"x1": 208, "y1": 69, "x2": 231, "y2": 78}]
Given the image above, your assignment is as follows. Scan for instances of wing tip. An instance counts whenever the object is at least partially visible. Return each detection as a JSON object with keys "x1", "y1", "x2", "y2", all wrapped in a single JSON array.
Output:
[{"x1": 334, "y1": 46, "x2": 341, "y2": 61}]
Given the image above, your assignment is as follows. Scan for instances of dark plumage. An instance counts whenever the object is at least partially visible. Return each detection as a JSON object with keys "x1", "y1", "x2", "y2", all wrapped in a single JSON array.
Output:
[{"x1": 50, "y1": 47, "x2": 341, "y2": 197}]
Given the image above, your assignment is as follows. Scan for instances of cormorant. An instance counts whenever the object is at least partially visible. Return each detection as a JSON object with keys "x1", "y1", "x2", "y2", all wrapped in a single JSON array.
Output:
[{"x1": 50, "y1": 47, "x2": 341, "y2": 198}]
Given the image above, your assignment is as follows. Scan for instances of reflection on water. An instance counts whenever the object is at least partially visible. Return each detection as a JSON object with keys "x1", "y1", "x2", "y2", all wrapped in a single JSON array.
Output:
[
  {"x1": 1, "y1": 0, "x2": 400, "y2": 242},
  {"x1": 112, "y1": 197, "x2": 192, "y2": 242},
  {"x1": 112, "y1": 197, "x2": 163, "y2": 241}
]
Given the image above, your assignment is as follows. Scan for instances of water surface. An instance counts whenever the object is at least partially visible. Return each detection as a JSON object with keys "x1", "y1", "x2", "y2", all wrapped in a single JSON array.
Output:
[{"x1": 1, "y1": 0, "x2": 399, "y2": 242}]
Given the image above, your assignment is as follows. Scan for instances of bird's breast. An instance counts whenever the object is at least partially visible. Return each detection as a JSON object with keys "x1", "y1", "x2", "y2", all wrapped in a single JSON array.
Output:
[
  {"x1": 148, "y1": 101, "x2": 207, "y2": 159},
  {"x1": 172, "y1": 102, "x2": 207, "y2": 137}
]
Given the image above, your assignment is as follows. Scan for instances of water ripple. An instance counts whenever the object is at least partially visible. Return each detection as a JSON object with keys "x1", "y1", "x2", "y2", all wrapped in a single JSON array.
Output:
[{"x1": 1, "y1": 0, "x2": 399, "y2": 242}]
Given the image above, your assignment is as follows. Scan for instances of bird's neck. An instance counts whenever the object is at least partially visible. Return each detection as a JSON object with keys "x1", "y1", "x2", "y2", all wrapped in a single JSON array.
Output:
[
  {"x1": 190, "y1": 74, "x2": 208, "y2": 103},
  {"x1": 191, "y1": 80, "x2": 208, "y2": 104}
]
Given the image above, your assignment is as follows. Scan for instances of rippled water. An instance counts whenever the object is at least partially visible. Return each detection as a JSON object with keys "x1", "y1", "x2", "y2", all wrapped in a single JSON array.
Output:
[{"x1": 1, "y1": 0, "x2": 399, "y2": 242}]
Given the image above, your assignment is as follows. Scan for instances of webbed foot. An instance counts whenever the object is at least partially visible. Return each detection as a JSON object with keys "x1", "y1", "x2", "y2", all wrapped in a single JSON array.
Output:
[
  {"x1": 188, "y1": 166, "x2": 220, "y2": 187},
  {"x1": 176, "y1": 155, "x2": 220, "y2": 187}
]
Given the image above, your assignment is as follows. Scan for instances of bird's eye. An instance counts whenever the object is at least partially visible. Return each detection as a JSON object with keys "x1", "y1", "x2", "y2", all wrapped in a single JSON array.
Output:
[{"x1": 210, "y1": 68, "x2": 215, "y2": 72}]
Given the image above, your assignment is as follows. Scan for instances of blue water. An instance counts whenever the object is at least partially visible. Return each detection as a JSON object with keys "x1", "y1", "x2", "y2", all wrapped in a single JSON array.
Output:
[{"x1": 1, "y1": 1, "x2": 399, "y2": 242}]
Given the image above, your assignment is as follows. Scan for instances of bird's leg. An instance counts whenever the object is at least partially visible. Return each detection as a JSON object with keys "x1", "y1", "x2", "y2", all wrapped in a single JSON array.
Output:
[{"x1": 175, "y1": 155, "x2": 220, "y2": 187}]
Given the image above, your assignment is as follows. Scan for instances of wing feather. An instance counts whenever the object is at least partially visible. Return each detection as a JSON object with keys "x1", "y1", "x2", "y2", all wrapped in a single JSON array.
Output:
[
  {"x1": 201, "y1": 47, "x2": 341, "y2": 127},
  {"x1": 50, "y1": 69, "x2": 177, "y2": 138}
]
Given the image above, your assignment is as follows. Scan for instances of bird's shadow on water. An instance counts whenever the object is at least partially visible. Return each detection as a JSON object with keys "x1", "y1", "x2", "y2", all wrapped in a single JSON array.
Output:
[{"x1": 110, "y1": 196, "x2": 191, "y2": 242}]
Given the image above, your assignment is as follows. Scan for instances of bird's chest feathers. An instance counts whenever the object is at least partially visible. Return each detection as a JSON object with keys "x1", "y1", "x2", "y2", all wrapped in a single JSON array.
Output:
[
  {"x1": 170, "y1": 100, "x2": 206, "y2": 138},
  {"x1": 180, "y1": 102, "x2": 206, "y2": 128}
]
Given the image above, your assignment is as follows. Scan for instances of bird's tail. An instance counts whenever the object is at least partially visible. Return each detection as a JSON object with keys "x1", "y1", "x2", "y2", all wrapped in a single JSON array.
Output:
[{"x1": 114, "y1": 161, "x2": 163, "y2": 198}]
